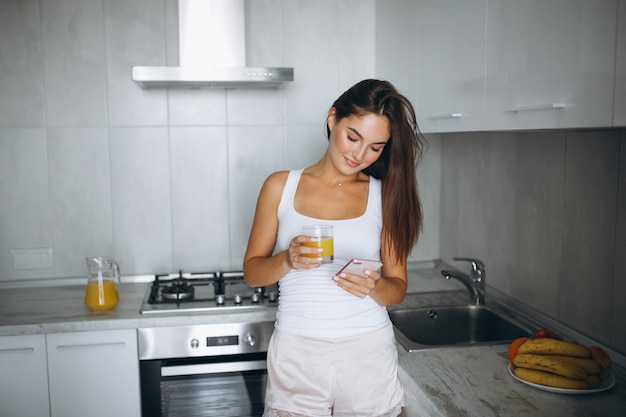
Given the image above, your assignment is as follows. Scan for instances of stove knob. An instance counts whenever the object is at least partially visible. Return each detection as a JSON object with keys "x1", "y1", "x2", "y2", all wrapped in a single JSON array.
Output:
[
  {"x1": 234, "y1": 294, "x2": 243, "y2": 304},
  {"x1": 190, "y1": 339, "x2": 200, "y2": 349},
  {"x1": 244, "y1": 333, "x2": 257, "y2": 347},
  {"x1": 216, "y1": 294, "x2": 225, "y2": 305},
  {"x1": 251, "y1": 293, "x2": 260, "y2": 303},
  {"x1": 268, "y1": 291, "x2": 278, "y2": 303}
]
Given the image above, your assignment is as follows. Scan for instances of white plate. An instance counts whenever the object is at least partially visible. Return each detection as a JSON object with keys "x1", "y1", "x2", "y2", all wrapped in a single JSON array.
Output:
[{"x1": 508, "y1": 364, "x2": 615, "y2": 395}]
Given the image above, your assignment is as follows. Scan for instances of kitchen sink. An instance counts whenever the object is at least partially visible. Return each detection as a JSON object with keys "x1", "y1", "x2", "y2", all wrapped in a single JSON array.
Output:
[{"x1": 389, "y1": 305, "x2": 533, "y2": 351}]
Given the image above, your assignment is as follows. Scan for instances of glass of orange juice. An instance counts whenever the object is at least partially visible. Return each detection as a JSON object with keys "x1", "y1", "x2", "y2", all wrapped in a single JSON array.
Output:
[
  {"x1": 302, "y1": 225, "x2": 334, "y2": 264},
  {"x1": 84, "y1": 256, "x2": 120, "y2": 311}
]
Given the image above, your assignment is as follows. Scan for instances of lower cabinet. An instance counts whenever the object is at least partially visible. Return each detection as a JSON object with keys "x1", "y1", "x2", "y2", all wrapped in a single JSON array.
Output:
[
  {"x1": 0, "y1": 334, "x2": 50, "y2": 417},
  {"x1": 0, "y1": 329, "x2": 141, "y2": 417},
  {"x1": 47, "y1": 329, "x2": 142, "y2": 417}
]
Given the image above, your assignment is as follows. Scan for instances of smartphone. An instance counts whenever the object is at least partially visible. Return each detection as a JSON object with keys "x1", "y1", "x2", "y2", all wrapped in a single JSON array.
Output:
[{"x1": 337, "y1": 259, "x2": 383, "y2": 277}]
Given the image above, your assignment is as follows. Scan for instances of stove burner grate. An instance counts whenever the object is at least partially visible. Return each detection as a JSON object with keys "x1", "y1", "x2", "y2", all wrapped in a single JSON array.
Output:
[{"x1": 161, "y1": 278, "x2": 195, "y2": 300}]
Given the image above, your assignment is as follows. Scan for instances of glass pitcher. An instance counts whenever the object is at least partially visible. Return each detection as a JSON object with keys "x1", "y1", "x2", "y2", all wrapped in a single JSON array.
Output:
[{"x1": 84, "y1": 256, "x2": 120, "y2": 311}]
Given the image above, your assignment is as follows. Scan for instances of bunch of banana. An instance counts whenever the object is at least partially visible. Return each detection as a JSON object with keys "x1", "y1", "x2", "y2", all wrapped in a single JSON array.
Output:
[{"x1": 509, "y1": 334, "x2": 612, "y2": 390}]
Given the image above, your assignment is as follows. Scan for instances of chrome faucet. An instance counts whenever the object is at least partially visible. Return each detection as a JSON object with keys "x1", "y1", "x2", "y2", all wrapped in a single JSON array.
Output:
[{"x1": 440, "y1": 257, "x2": 485, "y2": 305}]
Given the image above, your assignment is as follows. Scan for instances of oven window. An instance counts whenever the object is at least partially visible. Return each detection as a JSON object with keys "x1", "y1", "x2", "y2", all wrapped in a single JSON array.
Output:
[
  {"x1": 141, "y1": 353, "x2": 267, "y2": 417},
  {"x1": 161, "y1": 371, "x2": 266, "y2": 417}
]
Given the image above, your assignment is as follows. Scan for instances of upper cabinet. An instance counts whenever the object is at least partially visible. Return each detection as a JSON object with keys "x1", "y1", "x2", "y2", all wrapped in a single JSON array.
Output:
[
  {"x1": 403, "y1": 0, "x2": 621, "y2": 133},
  {"x1": 485, "y1": 0, "x2": 618, "y2": 130},
  {"x1": 615, "y1": 0, "x2": 626, "y2": 126},
  {"x1": 415, "y1": 0, "x2": 487, "y2": 133}
]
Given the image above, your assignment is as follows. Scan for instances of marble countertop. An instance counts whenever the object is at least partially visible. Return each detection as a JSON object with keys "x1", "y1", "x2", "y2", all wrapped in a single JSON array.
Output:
[
  {"x1": 1, "y1": 263, "x2": 624, "y2": 416},
  {"x1": 398, "y1": 344, "x2": 626, "y2": 417},
  {"x1": 0, "y1": 281, "x2": 278, "y2": 336},
  {"x1": 0, "y1": 261, "x2": 460, "y2": 336}
]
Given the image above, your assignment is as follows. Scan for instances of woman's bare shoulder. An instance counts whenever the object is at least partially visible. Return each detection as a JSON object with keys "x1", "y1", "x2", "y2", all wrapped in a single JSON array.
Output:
[
  {"x1": 259, "y1": 171, "x2": 290, "y2": 198},
  {"x1": 264, "y1": 170, "x2": 289, "y2": 188}
]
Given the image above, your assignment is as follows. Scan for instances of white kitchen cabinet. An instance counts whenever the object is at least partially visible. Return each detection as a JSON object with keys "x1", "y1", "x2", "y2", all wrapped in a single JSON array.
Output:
[
  {"x1": 615, "y1": 0, "x2": 626, "y2": 126},
  {"x1": 0, "y1": 334, "x2": 50, "y2": 417},
  {"x1": 415, "y1": 0, "x2": 487, "y2": 133},
  {"x1": 485, "y1": 0, "x2": 618, "y2": 130},
  {"x1": 47, "y1": 329, "x2": 141, "y2": 417}
]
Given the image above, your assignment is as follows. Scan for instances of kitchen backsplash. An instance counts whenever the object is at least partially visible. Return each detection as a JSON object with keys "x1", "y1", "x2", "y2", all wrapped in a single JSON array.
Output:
[{"x1": 437, "y1": 129, "x2": 626, "y2": 355}]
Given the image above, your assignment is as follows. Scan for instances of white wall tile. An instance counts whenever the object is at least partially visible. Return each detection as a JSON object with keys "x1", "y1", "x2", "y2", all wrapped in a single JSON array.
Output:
[
  {"x1": 41, "y1": 0, "x2": 108, "y2": 127},
  {"x1": 110, "y1": 127, "x2": 173, "y2": 274},
  {"x1": 228, "y1": 89, "x2": 285, "y2": 126},
  {"x1": 170, "y1": 127, "x2": 231, "y2": 270},
  {"x1": 0, "y1": 128, "x2": 53, "y2": 280},
  {"x1": 228, "y1": 126, "x2": 286, "y2": 266},
  {"x1": 0, "y1": 0, "x2": 45, "y2": 128},
  {"x1": 338, "y1": 0, "x2": 377, "y2": 88},
  {"x1": 169, "y1": 90, "x2": 227, "y2": 125},
  {"x1": 282, "y1": 0, "x2": 343, "y2": 125},
  {"x1": 284, "y1": 125, "x2": 329, "y2": 171},
  {"x1": 104, "y1": 0, "x2": 169, "y2": 126},
  {"x1": 246, "y1": 0, "x2": 284, "y2": 65},
  {"x1": 48, "y1": 128, "x2": 113, "y2": 277}
]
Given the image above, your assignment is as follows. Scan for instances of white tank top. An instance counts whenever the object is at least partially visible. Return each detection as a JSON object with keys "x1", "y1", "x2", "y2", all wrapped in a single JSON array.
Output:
[{"x1": 274, "y1": 169, "x2": 390, "y2": 338}]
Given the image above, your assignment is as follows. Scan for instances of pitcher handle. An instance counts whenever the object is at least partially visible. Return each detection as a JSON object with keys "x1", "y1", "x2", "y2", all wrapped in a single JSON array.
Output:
[{"x1": 112, "y1": 260, "x2": 121, "y2": 284}]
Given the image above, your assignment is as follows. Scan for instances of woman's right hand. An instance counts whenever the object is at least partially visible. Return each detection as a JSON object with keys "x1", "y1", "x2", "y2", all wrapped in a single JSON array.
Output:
[{"x1": 286, "y1": 235, "x2": 323, "y2": 269}]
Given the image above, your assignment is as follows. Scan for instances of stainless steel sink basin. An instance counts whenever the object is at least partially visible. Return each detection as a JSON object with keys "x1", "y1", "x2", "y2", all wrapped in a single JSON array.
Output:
[{"x1": 389, "y1": 305, "x2": 532, "y2": 351}]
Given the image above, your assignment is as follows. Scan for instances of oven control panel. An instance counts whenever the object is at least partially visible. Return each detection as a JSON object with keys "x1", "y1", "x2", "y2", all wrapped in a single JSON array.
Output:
[{"x1": 138, "y1": 321, "x2": 275, "y2": 360}]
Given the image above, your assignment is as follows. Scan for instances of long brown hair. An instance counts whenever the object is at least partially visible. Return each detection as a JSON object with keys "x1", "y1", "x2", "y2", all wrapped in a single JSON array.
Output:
[{"x1": 326, "y1": 79, "x2": 425, "y2": 263}]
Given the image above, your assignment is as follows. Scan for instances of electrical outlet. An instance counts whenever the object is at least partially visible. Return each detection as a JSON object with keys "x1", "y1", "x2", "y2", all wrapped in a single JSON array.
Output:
[{"x1": 11, "y1": 248, "x2": 53, "y2": 270}]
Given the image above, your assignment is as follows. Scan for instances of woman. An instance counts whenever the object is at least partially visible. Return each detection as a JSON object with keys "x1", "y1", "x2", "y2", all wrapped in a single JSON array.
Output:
[{"x1": 244, "y1": 79, "x2": 425, "y2": 417}]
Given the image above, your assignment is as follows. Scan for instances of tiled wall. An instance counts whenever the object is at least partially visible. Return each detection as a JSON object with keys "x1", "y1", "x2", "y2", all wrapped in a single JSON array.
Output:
[
  {"x1": 1, "y1": 0, "x2": 622, "y2": 356},
  {"x1": 0, "y1": 0, "x2": 440, "y2": 281},
  {"x1": 438, "y1": 129, "x2": 626, "y2": 354}
]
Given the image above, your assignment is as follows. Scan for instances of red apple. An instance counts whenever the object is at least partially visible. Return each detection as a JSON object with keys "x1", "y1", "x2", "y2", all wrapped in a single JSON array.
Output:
[
  {"x1": 534, "y1": 328, "x2": 559, "y2": 339},
  {"x1": 589, "y1": 346, "x2": 611, "y2": 370}
]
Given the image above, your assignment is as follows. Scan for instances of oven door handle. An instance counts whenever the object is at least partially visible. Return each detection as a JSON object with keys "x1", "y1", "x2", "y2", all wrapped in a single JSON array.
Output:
[{"x1": 161, "y1": 359, "x2": 267, "y2": 377}]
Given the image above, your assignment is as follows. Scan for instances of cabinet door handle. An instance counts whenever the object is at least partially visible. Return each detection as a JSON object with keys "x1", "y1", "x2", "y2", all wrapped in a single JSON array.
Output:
[
  {"x1": 429, "y1": 112, "x2": 464, "y2": 119},
  {"x1": 0, "y1": 347, "x2": 35, "y2": 353},
  {"x1": 56, "y1": 341, "x2": 126, "y2": 350},
  {"x1": 505, "y1": 103, "x2": 574, "y2": 112}
]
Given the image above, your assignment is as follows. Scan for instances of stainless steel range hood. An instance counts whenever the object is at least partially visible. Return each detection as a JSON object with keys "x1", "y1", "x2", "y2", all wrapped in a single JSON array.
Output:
[{"x1": 132, "y1": 0, "x2": 293, "y2": 89}]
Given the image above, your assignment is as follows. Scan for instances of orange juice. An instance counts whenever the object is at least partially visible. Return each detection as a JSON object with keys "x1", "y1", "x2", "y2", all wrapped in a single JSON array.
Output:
[
  {"x1": 303, "y1": 236, "x2": 334, "y2": 263},
  {"x1": 84, "y1": 280, "x2": 119, "y2": 311}
]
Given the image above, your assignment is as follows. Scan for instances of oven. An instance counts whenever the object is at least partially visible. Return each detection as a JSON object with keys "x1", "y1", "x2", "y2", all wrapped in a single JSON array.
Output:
[{"x1": 138, "y1": 271, "x2": 278, "y2": 417}]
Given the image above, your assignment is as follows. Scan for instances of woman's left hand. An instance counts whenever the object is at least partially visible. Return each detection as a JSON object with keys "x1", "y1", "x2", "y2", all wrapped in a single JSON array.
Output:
[{"x1": 333, "y1": 269, "x2": 380, "y2": 298}]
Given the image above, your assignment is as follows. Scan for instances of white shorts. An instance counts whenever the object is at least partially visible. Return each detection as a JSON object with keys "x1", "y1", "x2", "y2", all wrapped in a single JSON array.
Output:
[{"x1": 262, "y1": 324, "x2": 404, "y2": 417}]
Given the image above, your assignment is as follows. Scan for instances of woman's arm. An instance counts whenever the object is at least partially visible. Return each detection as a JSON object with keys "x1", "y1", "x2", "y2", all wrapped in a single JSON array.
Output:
[{"x1": 243, "y1": 172, "x2": 290, "y2": 287}]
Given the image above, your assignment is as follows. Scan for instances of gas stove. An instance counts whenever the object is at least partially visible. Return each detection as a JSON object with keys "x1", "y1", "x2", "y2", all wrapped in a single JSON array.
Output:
[{"x1": 139, "y1": 270, "x2": 278, "y2": 314}]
